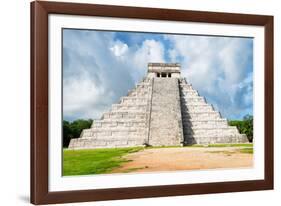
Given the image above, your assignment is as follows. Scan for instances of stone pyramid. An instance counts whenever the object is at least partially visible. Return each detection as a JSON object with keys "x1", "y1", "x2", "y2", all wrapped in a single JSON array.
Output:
[{"x1": 69, "y1": 63, "x2": 248, "y2": 149}]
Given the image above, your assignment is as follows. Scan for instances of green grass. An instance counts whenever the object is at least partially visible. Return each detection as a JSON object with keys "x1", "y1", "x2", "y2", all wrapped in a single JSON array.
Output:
[
  {"x1": 145, "y1": 143, "x2": 253, "y2": 149},
  {"x1": 239, "y1": 147, "x2": 253, "y2": 154},
  {"x1": 185, "y1": 143, "x2": 253, "y2": 147},
  {"x1": 207, "y1": 146, "x2": 253, "y2": 155},
  {"x1": 63, "y1": 147, "x2": 143, "y2": 176},
  {"x1": 197, "y1": 143, "x2": 253, "y2": 148},
  {"x1": 145, "y1": 145, "x2": 183, "y2": 149},
  {"x1": 207, "y1": 150, "x2": 236, "y2": 155}
]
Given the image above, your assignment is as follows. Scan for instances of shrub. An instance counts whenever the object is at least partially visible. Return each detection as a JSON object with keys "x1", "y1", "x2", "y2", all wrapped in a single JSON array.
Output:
[
  {"x1": 63, "y1": 119, "x2": 93, "y2": 147},
  {"x1": 228, "y1": 115, "x2": 253, "y2": 142}
]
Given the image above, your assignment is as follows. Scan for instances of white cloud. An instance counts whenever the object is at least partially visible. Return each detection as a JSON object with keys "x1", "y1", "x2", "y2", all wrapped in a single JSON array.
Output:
[
  {"x1": 132, "y1": 40, "x2": 165, "y2": 69},
  {"x1": 138, "y1": 39, "x2": 165, "y2": 63},
  {"x1": 63, "y1": 30, "x2": 134, "y2": 120},
  {"x1": 110, "y1": 40, "x2": 128, "y2": 57},
  {"x1": 109, "y1": 38, "x2": 166, "y2": 83},
  {"x1": 63, "y1": 74, "x2": 111, "y2": 119}
]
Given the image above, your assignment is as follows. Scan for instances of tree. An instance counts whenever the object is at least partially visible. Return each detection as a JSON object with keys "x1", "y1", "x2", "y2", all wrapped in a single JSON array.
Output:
[
  {"x1": 63, "y1": 119, "x2": 93, "y2": 147},
  {"x1": 242, "y1": 115, "x2": 253, "y2": 142},
  {"x1": 228, "y1": 115, "x2": 253, "y2": 142},
  {"x1": 63, "y1": 120, "x2": 72, "y2": 148}
]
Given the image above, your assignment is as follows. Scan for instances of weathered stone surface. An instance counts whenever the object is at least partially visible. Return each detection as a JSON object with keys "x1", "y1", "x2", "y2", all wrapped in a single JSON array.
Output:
[
  {"x1": 148, "y1": 78, "x2": 184, "y2": 146},
  {"x1": 68, "y1": 63, "x2": 248, "y2": 149},
  {"x1": 179, "y1": 78, "x2": 248, "y2": 145}
]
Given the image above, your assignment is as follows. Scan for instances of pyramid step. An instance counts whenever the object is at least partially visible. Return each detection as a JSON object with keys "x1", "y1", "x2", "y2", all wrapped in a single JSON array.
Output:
[
  {"x1": 181, "y1": 85, "x2": 195, "y2": 88},
  {"x1": 82, "y1": 136, "x2": 146, "y2": 141},
  {"x1": 110, "y1": 109, "x2": 147, "y2": 114},
  {"x1": 182, "y1": 118, "x2": 222, "y2": 123},
  {"x1": 181, "y1": 96, "x2": 205, "y2": 102},
  {"x1": 181, "y1": 90, "x2": 199, "y2": 95},
  {"x1": 121, "y1": 96, "x2": 148, "y2": 103},
  {"x1": 183, "y1": 104, "x2": 214, "y2": 110},
  {"x1": 94, "y1": 119, "x2": 146, "y2": 124},
  {"x1": 185, "y1": 131, "x2": 240, "y2": 137},
  {"x1": 182, "y1": 111, "x2": 220, "y2": 119},
  {"x1": 184, "y1": 117, "x2": 222, "y2": 122},
  {"x1": 111, "y1": 104, "x2": 147, "y2": 111},
  {"x1": 184, "y1": 134, "x2": 248, "y2": 145},
  {"x1": 81, "y1": 129, "x2": 147, "y2": 138},
  {"x1": 86, "y1": 127, "x2": 146, "y2": 133},
  {"x1": 184, "y1": 127, "x2": 239, "y2": 136},
  {"x1": 129, "y1": 86, "x2": 149, "y2": 91},
  {"x1": 183, "y1": 108, "x2": 214, "y2": 113},
  {"x1": 179, "y1": 80, "x2": 191, "y2": 85},
  {"x1": 186, "y1": 124, "x2": 229, "y2": 129},
  {"x1": 92, "y1": 120, "x2": 146, "y2": 128},
  {"x1": 182, "y1": 115, "x2": 221, "y2": 120},
  {"x1": 136, "y1": 82, "x2": 151, "y2": 87},
  {"x1": 182, "y1": 110, "x2": 220, "y2": 115},
  {"x1": 93, "y1": 132, "x2": 146, "y2": 138},
  {"x1": 182, "y1": 101, "x2": 208, "y2": 106},
  {"x1": 180, "y1": 86, "x2": 194, "y2": 91},
  {"x1": 120, "y1": 100, "x2": 148, "y2": 105},
  {"x1": 180, "y1": 86, "x2": 197, "y2": 91},
  {"x1": 128, "y1": 92, "x2": 149, "y2": 97},
  {"x1": 69, "y1": 138, "x2": 145, "y2": 149},
  {"x1": 118, "y1": 102, "x2": 148, "y2": 107},
  {"x1": 183, "y1": 118, "x2": 227, "y2": 123},
  {"x1": 181, "y1": 94, "x2": 200, "y2": 98},
  {"x1": 183, "y1": 119, "x2": 228, "y2": 127},
  {"x1": 128, "y1": 89, "x2": 149, "y2": 94},
  {"x1": 102, "y1": 111, "x2": 147, "y2": 119}
]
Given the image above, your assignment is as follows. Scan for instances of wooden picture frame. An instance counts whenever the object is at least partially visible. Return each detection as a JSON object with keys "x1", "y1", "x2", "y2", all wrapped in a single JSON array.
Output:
[{"x1": 31, "y1": 0, "x2": 274, "y2": 204}]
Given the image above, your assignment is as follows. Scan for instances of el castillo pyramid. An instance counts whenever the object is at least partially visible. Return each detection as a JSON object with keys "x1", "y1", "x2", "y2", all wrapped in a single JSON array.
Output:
[{"x1": 69, "y1": 63, "x2": 248, "y2": 149}]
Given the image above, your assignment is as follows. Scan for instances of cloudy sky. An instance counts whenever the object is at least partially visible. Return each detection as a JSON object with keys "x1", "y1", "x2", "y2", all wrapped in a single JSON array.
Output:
[{"x1": 63, "y1": 29, "x2": 253, "y2": 121}]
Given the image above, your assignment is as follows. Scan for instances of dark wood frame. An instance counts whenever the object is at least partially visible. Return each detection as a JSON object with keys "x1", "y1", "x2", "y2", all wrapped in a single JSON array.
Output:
[{"x1": 31, "y1": 0, "x2": 274, "y2": 204}]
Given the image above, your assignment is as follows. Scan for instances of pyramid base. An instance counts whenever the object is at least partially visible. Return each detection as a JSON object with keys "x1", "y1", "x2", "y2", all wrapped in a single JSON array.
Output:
[
  {"x1": 184, "y1": 134, "x2": 249, "y2": 145},
  {"x1": 68, "y1": 138, "x2": 146, "y2": 150}
]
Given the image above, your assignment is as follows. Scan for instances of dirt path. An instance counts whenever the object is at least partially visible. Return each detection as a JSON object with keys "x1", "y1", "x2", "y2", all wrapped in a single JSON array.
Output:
[{"x1": 111, "y1": 147, "x2": 253, "y2": 173}]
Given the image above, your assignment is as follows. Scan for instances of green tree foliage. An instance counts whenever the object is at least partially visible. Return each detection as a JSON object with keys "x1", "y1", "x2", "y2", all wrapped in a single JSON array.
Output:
[
  {"x1": 228, "y1": 115, "x2": 253, "y2": 142},
  {"x1": 63, "y1": 119, "x2": 93, "y2": 147}
]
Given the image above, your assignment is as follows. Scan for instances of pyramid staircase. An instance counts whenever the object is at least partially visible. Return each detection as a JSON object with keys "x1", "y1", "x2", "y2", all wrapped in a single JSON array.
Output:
[
  {"x1": 148, "y1": 78, "x2": 184, "y2": 146},
  {"x1": 179, "y1": 78, "x2": 248, "y2": 144},
  {"x1": 69, "y1": 78, "x2": 153, "y2": 149}
]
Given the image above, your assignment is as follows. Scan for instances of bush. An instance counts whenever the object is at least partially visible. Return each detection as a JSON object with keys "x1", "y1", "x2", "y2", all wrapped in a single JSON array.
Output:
[
  {"x1": 228, "y1": 115, "x2": 253, "y2": 142},
  {"x1": 63, "y1": 119, "x2": 93, "y2": 147}
]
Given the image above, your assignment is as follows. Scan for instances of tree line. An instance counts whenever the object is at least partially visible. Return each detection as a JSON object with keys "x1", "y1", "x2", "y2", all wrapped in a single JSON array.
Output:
[{"x1": 228, "y1": 115, "x2": 253, "y2": 142}]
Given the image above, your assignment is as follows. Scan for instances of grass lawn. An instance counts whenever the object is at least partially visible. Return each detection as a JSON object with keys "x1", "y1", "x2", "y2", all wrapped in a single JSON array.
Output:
[
  {"x1": 201, "y1": 143, "x2": 253, "y2": 147},
  {"x1": 239, "y1": 147, "x2": 253, "y2": 154},
  {"x1": 63, "y1": 147, "x2": 143, "y2": 176}
]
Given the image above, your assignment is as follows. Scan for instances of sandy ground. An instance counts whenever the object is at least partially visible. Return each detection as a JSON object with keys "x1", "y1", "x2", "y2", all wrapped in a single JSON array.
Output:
[{"x1": 111, "y1": 147, "x2": 253, "y2": 173}]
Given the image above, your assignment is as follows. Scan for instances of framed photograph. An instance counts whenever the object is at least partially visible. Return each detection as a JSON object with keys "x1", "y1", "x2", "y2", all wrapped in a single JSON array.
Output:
[{"x1": 31, "y1": 1, "x2": 274, "y2": 204}]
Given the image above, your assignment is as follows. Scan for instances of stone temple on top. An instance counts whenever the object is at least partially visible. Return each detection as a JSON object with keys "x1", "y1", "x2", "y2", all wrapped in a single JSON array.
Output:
[{"x1": 69, "y1": 63, "x2": 248, "y2": 149}]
